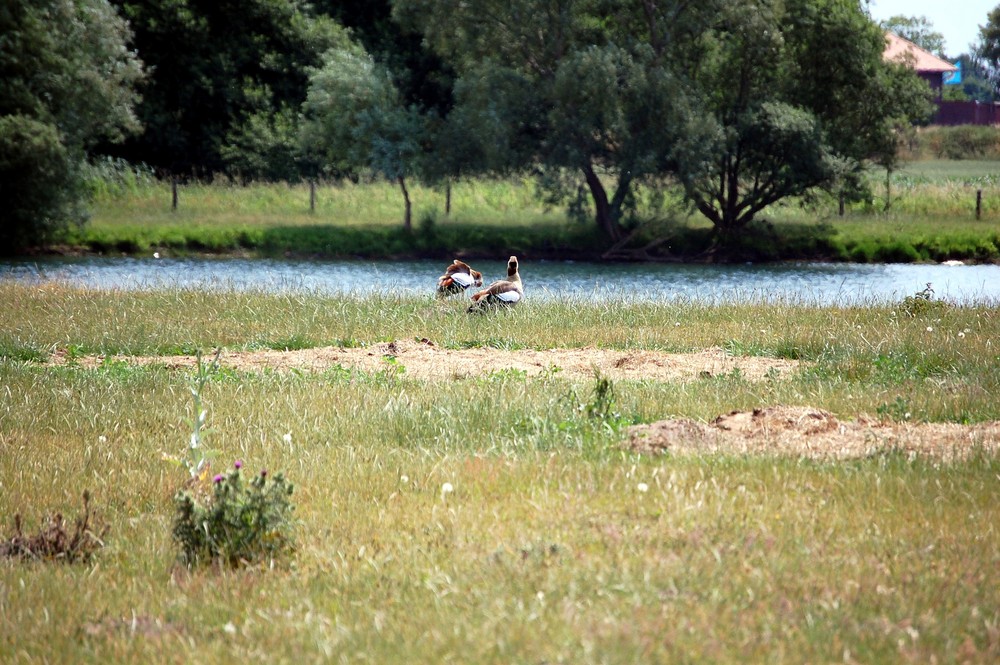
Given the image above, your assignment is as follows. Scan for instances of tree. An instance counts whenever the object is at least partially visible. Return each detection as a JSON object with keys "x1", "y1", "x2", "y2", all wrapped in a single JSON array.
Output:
[
  {"x1": 974, "y1": 5, "x2": 1000, "y2": 97},
  {"x1": 301, "y1": 47, "x2": 424, "y2": 230},
  {"x1": 395, "y1": 0, "x2": 931, "y2": 247},
  {"x1": 669, "y1": 0, "x2": 933, "y2": 242},
  {"x1": 392, "y1": 0, "x2": 708, "y2": 244},
  {"x1": 0, "y1": 0, "x2": 143, "y2": 252},
  {"x1": 942, "y1": 54, "x2": 994, "y2": 102},
  {"x1": 104, "y1": 0, "x2": 345, "y2": 179},
  {"x1": 881, "y1": 15, "x2": 947, "y2": 56}
]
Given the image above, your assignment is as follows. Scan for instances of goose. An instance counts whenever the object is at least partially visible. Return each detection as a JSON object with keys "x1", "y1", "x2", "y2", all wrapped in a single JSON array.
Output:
[
  {"x1": 436, "y1": 259, "x2": 484, "y2": 298},
  {"x1": 467, "y1": 255, "x2": 523, "y2": 312}
]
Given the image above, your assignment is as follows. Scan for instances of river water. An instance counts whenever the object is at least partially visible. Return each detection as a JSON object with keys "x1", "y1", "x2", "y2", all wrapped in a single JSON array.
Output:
[{"x1": 2, "y1": 256, "x2": 999, "y2": 305}]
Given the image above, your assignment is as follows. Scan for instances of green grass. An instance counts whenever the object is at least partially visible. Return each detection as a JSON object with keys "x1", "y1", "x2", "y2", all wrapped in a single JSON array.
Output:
[
  {"x1": 2, "y1": 283, "x2": 999, "y2": 662},
  {"x1": 72, "y1": 164, "x2": 1000, "y2": 262}
]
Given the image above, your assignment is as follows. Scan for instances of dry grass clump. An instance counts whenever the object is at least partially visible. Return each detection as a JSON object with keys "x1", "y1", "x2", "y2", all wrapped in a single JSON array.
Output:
[{"x1": 1, "y1": 491, "x2": 108, "y2": 563}]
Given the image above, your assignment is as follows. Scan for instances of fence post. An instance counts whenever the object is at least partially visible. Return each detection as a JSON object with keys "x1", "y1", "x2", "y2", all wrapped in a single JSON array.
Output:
[
  {"x1": 310, "y1": 180, "x2": 316, "y2": 213},
  {"x1": 171, "y1": 178, "x2": 178, "y2": 211},
  {"x1": 446, "y1": 181, "x2": 451, "y2": 216},
  {"x1": 838, "y1": 191, "x2": 844, "y2": 217},
  {"x1": 976, "y1": 189, "x2": 982, "y2": 220}
]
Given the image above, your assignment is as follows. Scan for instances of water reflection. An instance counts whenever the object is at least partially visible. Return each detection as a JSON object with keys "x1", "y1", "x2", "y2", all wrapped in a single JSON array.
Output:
[{"x1": 2, "y1": 256, "x2": 998, "y2": 305}]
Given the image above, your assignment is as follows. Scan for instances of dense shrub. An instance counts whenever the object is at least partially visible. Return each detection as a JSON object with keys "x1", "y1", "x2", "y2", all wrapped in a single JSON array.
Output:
[
  {"x1": 173, "y1": 463, "x2": 296, "y2": 568},
  {"x1": 904, "y1": 126, "x2": 1000, "y2": 160}
]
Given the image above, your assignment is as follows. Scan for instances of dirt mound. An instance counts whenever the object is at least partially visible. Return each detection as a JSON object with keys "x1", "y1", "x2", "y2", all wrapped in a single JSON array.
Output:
[
  {"x1": 51, "y1": 339, "x2": 801, "y2": 382},
  {"x1": 623, "y1": 406, "x2": 1000, "y2": 460}
]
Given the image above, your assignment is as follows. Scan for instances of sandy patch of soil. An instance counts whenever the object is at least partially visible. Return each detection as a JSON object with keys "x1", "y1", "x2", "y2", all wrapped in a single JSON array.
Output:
[
  {"x1": 623, "y1": 406, "x2": 1000, "y2": 461},
  {"x1": 51, "y1": 345, "x2": 997, "y2": 460},
  {"x1": 50, "y1": 338, "x2": 801, "y2": 382}
]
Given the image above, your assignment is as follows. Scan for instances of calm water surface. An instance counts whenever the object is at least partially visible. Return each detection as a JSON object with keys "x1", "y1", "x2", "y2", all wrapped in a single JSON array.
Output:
[{"x1": 2, "y1": 256, "x2": 999, "y2": 305}]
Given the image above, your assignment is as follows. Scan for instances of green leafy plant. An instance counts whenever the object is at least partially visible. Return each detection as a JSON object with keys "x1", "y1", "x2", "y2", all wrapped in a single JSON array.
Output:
[
  {"x1": 900, "y1": 283, "x2": 947, "y2": 317},
  {"x1": 165, "y1": 349, "x2": 222, "y2": 481},
  {"x1": 559, "y1": 371, "x2": 632, "y2": 434},
  {"x1": 877, "y1": 396, "x2": 914, "y2": 422},
  {"x1": 173, "y1": 461, "x2": 296, "y2": 568}
]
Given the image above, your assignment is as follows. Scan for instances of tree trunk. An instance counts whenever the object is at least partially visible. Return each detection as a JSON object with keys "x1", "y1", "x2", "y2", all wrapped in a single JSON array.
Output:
[
  {"x1": 582, "y1": 163, "x2": 623, "y2": 243},
  {"x1": 398, "y1": 176, "x2": 412, "y2": 231}
]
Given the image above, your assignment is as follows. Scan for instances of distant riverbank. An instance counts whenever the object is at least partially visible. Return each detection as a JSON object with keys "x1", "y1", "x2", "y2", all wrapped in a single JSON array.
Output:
[{"x1": 34, "y1": 163, "x2": 1000, "y2": 264}]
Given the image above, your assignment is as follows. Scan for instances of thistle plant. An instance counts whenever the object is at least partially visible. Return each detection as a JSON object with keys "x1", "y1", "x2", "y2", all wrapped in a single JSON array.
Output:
[{"x1": 173, "y1": 461, "x2": 296, "y2": 568}]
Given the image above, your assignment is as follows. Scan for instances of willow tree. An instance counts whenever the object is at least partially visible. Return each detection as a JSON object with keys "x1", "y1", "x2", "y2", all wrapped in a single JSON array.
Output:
[
  {"x1": 392, "y1": 0, "x2": 709, "y2": 244},
  {"x1": 669, "y1": 0, "x2": 933, "y2": 241},
  {"x1": 301, "y1": 47, "x2": 424, "y2": 230},
  {"x1": 393, "y1": 0, "x2": 931, "y2": 248}
]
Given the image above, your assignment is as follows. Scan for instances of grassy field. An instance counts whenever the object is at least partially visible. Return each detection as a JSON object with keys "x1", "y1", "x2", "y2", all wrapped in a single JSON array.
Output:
[
  {"x1": 69, "y1": 161, "x2": 1000, "y2": 262},
  {"x1": 1, "y1": 281, "x2": 998, "y2": 662}
]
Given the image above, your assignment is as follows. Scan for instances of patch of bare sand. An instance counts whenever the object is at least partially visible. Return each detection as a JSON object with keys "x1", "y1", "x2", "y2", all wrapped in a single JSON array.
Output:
[
  {"x1": 623, "y1": 406, "x2": 1000, "y2": 461},
  {"x1": 50, "y1": 338, "x2": 801, "y2": 382}
]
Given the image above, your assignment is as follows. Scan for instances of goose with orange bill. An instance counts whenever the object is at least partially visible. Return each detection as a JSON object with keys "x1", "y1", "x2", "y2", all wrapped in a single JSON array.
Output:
[
  {"x1": 467, "y1": 256, "x2": 523, "y2": 313},
  {"x1": 436, "y1": 259, "x2": 484, "y2": 298}
]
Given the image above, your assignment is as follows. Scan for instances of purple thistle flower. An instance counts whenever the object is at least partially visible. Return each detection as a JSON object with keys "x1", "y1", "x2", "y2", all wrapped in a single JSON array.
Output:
[
  {"x1": 213, "y1": 473, "x2": 224, "y2": 484},
  {"x1": 260, "y1": 469, "x2": 268, "y2": 478},
  {"x1": 234, "y1": 460, "x2": 242, "y2": 470}
]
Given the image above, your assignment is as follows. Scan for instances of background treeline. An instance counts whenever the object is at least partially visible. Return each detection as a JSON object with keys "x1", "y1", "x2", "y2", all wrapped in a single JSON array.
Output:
[{"x1": 5, "y1": 0, "x2": 1000, "y2": 256}]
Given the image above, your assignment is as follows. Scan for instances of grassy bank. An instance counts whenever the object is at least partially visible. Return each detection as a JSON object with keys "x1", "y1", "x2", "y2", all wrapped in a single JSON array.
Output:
[
  {"x1": 67, "y1": 161, "x2": 1000, "y2": 263},
  {"x1": 2, "y1": 283, "x2": 998, "y2": 662}
]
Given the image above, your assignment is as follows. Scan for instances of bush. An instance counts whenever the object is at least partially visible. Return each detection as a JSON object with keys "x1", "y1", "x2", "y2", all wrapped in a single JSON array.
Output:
[
  {"x1": 907, "y1": 126, "x2": 1000, "y2": 160},
  {"x1": 173, "y1": 462, "x2": 296, "y2": 568},
  {"x1": 0, "y1": 114, "x2": 85, "y2": 252}
]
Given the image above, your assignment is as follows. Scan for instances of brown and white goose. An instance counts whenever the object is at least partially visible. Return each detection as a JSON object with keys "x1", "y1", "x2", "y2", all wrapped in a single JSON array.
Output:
[
  {"x1": 467, "y1": 256, "x2": 523, "y2": 312},
  {"x1": 436, "y1": 259, "x2": 483, "y2": 298}
]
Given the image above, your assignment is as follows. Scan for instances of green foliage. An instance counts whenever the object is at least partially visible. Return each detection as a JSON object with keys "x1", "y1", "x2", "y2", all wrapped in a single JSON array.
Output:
[
  {"x1": 394, "y1": 0, "x2": 702, "y2": 242},
  {"x1": 83, "y1": 157, "x2": 157, "y2": 199},
  {"x1": 974, "y1": 5, "x2": 1000, "y2": 96},
  {"x1": 108, "y1": 0, "x2": 347, "y2": 178},
  {"x1": 900, "y1": 282, "x2": 949, "y2": 318},
  {"x1": 919, "y1": 126, "x2": 1000, "y2": 160},
  {"x1": 173, "y1": 463, "x2": 296, "y2": 568},
  {"x1": 302, "y1": 45, "x2": 424, "y2": 228},
  {"x1": 222, "y1": 105, "x2": 304, "y2": 183},
  {"x1": 0, "y1": 115, "x2": 84, "y2": 251},
  {"x1": 880, "y1": 15, "x2": 946, "y2": 56},
  {"x1": 0, "y1": 0, "x2": 142, "y2": 251},
  {"x1": 673, "y1": 0, "x2": 934, "y2": 237},
  {"x1": 180, "y1": 350, "x2": 222, "y2": 481},
  {"x1": 557, "y1": 372, "x2": 633, "y2": 437}
]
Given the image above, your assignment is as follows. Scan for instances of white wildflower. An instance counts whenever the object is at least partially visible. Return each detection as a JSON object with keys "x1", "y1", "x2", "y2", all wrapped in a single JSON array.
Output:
[
  {"x1": 282, "y1": 432, "x2": 292, "y2": 445},
  {"x1": 98, "y1": 435, "x2": 107, "y2": 443},
  {"x1": 400, "y1": 475, "x2": 409, "y2": 484},
  {"x1": 637, "y1": 482, "x2": 649, "y2": 493},
  {"x1": 441, "y1": 482, "x2": 454, "y2": 497}
]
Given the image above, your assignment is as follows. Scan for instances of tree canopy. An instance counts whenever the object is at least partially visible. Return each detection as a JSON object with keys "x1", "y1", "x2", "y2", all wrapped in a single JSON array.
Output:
[
  {"x1": 881, "y1": 15, "x2": 947, "y2": 56},
  {"x1": 975, "y1": 4, "x2": 1000, "y2": 98},
  {"x1": 103, "y1": 0, "x2": 347, "y2": 179},
  {"x1": 0, "y1": 0, "x2": 143, "y2": 252},
  {"x1": 301, "y1": 45, "x2": 424, "y2": 229},
  {"x1": 3, "y1": 0, "x2": 939, "y2": 251},
  {"x1": 671, "y1": 0, "x2": 933, "y2": 239},
  {"x1": 391, "y1": 0, "x2": 932, "y2": 244}
]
